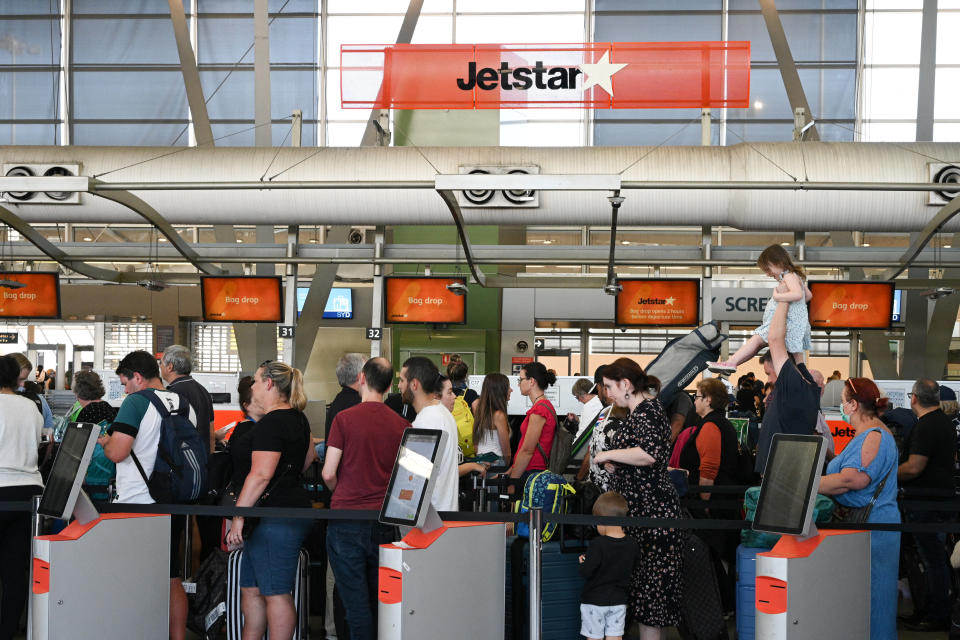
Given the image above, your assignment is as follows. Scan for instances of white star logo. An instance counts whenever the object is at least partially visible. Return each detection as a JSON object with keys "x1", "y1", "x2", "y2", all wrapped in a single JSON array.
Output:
[
  {"x1": 579, "y1": 51, "x2": 628, "y2": 97},
  {"x1": 665, "y1": 297, "x2": 676, "y2": 306}
]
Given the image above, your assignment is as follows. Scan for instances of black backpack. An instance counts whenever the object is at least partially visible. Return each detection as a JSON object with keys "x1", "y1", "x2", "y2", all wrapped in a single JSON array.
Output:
[{"x1": 186, "y1": 549, "x2": 229, "y2": 638}]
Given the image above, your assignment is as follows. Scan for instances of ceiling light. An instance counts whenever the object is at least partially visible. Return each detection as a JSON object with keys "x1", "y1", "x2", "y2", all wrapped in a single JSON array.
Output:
[
  {"x1": 862, "y1": 243, "x2": 870, "y2": 247},
  {"x1": 83, "y1": 237, "x2": 92, "y2": 242},
  {"x1": 236, "y1": 239, "x2": 243, "y2": 243},
  {"x1": 753, "y1": 100, "x2": 764, "y2": 110},
  {"x1": 780, "y1": 242, "x2": 789, "y2": 246},
  {"x1": 543, "y1": 239, "x2": 553, "y2": 245},
  {"x1": 621, "y1": 240, "x2": 630, "y2": 245},
  {"x1": 945, "y1": 244, "x2": 952, "y2": 248}
]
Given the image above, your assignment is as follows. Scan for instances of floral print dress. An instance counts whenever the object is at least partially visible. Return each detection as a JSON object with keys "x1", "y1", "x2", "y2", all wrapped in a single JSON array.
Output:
[{"x1": 608, "y1": 397, "x2": 684, "y2": 628}]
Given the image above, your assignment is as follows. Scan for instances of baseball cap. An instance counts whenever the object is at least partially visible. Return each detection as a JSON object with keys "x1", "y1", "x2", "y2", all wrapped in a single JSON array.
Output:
[
  {"x1": 940, "y1": 385, "x2": 957, "y2": 402},
  {"x1": 590, "y1": 364, "x2": 608, "y2": 394}
]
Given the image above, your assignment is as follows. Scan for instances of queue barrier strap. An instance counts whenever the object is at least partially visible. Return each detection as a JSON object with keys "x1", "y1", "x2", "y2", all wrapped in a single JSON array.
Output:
[{"x1": 4, "y1": 500, "x2": 960, "y2": 533}]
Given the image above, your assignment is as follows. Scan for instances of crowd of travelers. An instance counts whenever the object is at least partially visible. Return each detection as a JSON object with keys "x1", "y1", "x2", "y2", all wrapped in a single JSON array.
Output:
[{"x1": 0, "y1": 297, "x2": 958, "y2": 640}]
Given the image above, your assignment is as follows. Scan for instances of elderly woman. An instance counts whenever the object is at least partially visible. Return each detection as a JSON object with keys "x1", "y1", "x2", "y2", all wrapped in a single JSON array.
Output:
[
  {"x1": 593, "y1": 357, "x2": 682, "y2": 640},
  {"x1": 0, "y1": 355, "x2": 45, "y2": 640},
  {"x1": 73, "y1": 370, "x2": 118, "y2": 424},
  {"x1": 226, "y1": 361, "x2": 315, "y2": 640},
  {"x1": 818, "y1": 377, "x2": 899, "y2": 640}
]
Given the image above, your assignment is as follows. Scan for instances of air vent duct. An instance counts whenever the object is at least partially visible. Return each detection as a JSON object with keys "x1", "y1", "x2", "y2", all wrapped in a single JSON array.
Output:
[
  {"x1": 1, "y1": 164, "x2": 81, "y2": 204},
  {"x1": 456, "y1": 165, "x2": 540, "y2": 208},
  {"x1": 928, "y1": 163, "x2": 960, "y2": 205}
]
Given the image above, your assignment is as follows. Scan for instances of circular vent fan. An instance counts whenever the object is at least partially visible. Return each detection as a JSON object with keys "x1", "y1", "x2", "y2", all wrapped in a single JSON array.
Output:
[
  {"x1": 43, "y1": 166, "x2": 75, "y2": 201},
  {"x1": 462, "y1": 169, "x2": 494, "y2": 205},
  {"x1": 502, "y1": 168, "x2": 535, "y2": 205},
  {"x1": 934, "y1": 165, "x2": 960, "y2": 202},
  {"x1": 3, "y1": 166, "x2": 36, "y2": 201}
]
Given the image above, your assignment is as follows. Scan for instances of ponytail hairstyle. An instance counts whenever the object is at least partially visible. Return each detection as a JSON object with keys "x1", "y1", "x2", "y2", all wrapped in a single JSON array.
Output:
[
  {"x1": 520, "y1": 362, "x2": 557, "y2": 391},
  {"x1": 844, "y1": 377, "x2": 888, "y2": 417},
  {"x1": 259, "y1": 360, "x2": 307, "y2": 412},
  {"x1": 602, "y1": 357, "x2": 661, "y2": 396},
  {"x1": 757, "y1": 244, "x2": 806, "y2": 280},
  {"x1": 474, "y1": 372, "x2": 510, "y2": 447}
]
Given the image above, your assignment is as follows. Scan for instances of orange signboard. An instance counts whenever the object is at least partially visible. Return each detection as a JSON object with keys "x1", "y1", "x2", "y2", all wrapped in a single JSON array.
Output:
[
  {"x1": 342, "y1": 41, "x2": 751, "y2": 110},
  {"x1": 0, "y1": 273, "x2": 60, "y2": 318},
  {"x1": 384, "y1": 277, "x2": 467, "y2": 324},
  {"x1": 808, "y1": 282, "x2": 894, "y2": 330},
  {"x1": 615, "y1": 279, "x2": 700, "y2": 327},
  {"x1": 200, "y1": 276, "x2": 283, "y2": 323}
]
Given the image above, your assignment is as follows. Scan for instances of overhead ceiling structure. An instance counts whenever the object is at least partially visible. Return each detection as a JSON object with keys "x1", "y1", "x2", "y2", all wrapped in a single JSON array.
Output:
[{"x1": 1, "y1": 142, "x2": 959, "y2": 231}]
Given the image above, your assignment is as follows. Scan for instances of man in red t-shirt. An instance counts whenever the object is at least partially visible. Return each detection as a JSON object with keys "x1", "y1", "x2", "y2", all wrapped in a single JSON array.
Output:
[{"x1": 321, "y1": 357, "x2": 409, "y2": 640}]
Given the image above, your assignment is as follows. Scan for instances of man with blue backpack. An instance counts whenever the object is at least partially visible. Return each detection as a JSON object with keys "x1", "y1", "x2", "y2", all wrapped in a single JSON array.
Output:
[{"x1": 98, "y1": 350, "x2": 204, "y2": 640}]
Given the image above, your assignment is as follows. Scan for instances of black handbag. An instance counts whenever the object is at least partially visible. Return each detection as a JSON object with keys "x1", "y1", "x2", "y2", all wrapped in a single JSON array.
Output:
[
  {"x1": 831, "y1": 468, "x2": 891, "y2": 524},
  {"x1": 225, "y1": 463, "x2": 294, "y2": 539}
]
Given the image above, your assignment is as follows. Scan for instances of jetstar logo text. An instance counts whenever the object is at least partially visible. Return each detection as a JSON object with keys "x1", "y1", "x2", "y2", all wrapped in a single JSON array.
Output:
[
  {"x1": 341, "y1": 42, "x2": 750, "y2": 110},
  {"x1": 457, "y1": 61, "x2": 582, "y2": 91}
]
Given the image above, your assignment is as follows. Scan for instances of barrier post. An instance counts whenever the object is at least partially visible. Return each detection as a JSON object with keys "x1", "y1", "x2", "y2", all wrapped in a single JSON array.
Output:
[{"x1": 528, "y1": 507, "x2": 543, "y2": 640}]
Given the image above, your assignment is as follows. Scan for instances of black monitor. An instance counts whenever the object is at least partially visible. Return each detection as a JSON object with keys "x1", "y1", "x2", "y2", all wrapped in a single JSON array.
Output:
[
  {"x1": 38, "y1": 422, "x2": 101, "y2": 520},
  {"x1": 379, "y1": 428, "x2": 449, "y2": 530},
  {"x1": 752, "y1": 434, "x2": 826, "y2": 538}
]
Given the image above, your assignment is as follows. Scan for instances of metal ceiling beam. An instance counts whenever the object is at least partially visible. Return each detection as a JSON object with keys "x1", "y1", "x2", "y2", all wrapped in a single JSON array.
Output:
[
  {"x1": 0, "y1": 203, "x2": 122, "y2": 281},
  {"x1": 7, "y1": 242, "x2": 960, "y2": 270},
  {"x1": 3, "y1": 177, "x2": 956, "y2": 194},
  {"x1": 89, "y1": 180, "x2": 225, "y2": 275},
  {"x1": 436, "y1": 189, "x2": 487, "y2": 286},
  {"x1": 759, "y1": 0, "x2": 820, "y2": 141},
  {"x1": 883, "y1": 194, "x2": 960, "y2": 280},
  {"x1": 168, "y1": 0, "x2": 214, "y2": 146}
]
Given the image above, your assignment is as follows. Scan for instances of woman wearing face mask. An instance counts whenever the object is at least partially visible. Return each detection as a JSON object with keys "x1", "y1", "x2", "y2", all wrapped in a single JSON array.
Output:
[{"x1": 819, "y1": 377, "x2": 899, "y2": 640}]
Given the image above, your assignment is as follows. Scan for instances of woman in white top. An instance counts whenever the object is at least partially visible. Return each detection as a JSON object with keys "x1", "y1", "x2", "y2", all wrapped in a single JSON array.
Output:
[
  {"x1": 473, "y1": 373, "x2": 512, "y2": 467},
  {"x1": 0, "y1": 354, "x2": 45, "y2": 640}
]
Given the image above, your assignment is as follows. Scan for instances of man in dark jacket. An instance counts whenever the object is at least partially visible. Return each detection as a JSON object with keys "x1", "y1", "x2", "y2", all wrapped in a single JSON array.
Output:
[{"x1": 325, "y1": 352, "x2": 366, "y2": 431}]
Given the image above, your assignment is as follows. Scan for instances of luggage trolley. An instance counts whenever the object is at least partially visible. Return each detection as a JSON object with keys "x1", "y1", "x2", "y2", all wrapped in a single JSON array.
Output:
[
  {"x1": 378, "y1": 428, "x2": 505, "y2": 640},
  {"x1": 30, "y1": 422, "x2": 171, "y2": 640}
]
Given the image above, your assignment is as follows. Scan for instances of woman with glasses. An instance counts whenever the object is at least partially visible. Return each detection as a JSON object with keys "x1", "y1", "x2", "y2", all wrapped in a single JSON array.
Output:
[
  {"x1": 506, "y1": 362, "x2": 557, "y2": 493},
  {"x1": 593, "y1": 358, "x2": 682, "y2": 640},
  {"x1": 678, "y1": 377, "x2": 742, "y2": 614},
  {"x1": 819, "y1": 377, "x2": 899, "y2": 640},
  {"x1": 226, "y1": 361, "x2": 316, "y2": 640}
]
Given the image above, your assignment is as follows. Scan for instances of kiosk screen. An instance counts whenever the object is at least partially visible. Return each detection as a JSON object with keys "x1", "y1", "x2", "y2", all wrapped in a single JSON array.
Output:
[
  {"x1": 380, "y1": 428, "x2": 443, "y2": 527},
  {"x1": 38, "y1": 422, "x2": 98, "y2": 519},
  {"x1": 752, "y1": 434, "x2": 825, "y2": 536}
]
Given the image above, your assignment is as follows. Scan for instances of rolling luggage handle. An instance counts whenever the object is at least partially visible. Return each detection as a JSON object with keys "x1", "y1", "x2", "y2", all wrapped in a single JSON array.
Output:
[{"x1": 528, "y1": 507, "x2": 543, "y2": 640}]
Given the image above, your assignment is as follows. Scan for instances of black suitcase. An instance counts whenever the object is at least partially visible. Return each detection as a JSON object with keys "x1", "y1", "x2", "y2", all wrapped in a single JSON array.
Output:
[
  {"x1": 505, "y1": 536, "x2": 584, "y2": 640},
  {"x1": 226, "y1": 548, "x2": 309, "y2": 639},
  {"x1": 678, "y1": 532, "x2": 729, "y2": 640},
  {"x1": 186, "y1": 548, "x2": 229, "y2": 639}
]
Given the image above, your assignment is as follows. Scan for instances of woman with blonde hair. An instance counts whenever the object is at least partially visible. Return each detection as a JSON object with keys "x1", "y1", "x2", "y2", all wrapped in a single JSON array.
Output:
[{"x1": 226, "y1": 361, "x2": 316, "y2": 640}]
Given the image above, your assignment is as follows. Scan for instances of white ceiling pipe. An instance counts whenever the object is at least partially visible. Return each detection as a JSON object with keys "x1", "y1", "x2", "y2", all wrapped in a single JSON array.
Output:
[{"x1": 1, "y1": 143, "x2": 958, "y2": 231}]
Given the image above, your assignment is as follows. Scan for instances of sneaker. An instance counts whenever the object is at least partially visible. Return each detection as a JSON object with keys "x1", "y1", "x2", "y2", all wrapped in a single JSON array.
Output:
[{"x1": 707, "y1": 362, "x2": 737, "y2": 375}]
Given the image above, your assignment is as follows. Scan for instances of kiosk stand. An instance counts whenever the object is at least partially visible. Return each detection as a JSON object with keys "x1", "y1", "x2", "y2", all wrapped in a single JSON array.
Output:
[
  {"x1": 30, "y1": 422, "x2": 171, "y2": 640},
  {"x1": 377, "y1": 428, "x2": 505, "y2": 640},
  {"x1": 752, "y1": 434, "x2": 870, "y2": 639}
]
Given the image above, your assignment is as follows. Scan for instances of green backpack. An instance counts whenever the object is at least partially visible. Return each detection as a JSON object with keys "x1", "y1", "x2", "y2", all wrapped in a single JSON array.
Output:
[{"x1": 741, "y1": 485, "x2": 836, "y2": 549}]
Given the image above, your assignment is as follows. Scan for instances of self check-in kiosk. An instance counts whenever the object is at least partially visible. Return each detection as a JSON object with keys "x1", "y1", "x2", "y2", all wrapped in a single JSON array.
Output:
[
  {"x1": 752, "y1": 434, "x2": 871, "y2": 639},
  {"x1": 30, "y1": 422, "x2": 170, "y2": 640},
  {"x1": 378, "y1": 428, "x2": 505, "y2": 640}
]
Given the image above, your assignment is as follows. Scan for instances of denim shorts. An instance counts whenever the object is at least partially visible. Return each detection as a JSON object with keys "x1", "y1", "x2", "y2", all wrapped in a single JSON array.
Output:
[
  {"x1": 239, "y1": 517, "x2": 313, "y2": 596},
  {"x1": 580, "y1": 603, "x2": 627, "y2": 639}
]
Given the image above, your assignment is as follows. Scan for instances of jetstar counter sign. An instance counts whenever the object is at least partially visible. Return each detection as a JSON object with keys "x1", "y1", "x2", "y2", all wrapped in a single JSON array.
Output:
[{"x1": 341, "y1": 42, "x2": 750, "y2": 110}]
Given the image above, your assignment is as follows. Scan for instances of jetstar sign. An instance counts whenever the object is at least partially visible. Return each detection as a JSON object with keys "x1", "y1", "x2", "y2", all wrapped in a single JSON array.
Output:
[{"x1": 341, "y1": 42, "x2": 750, "y2": 110}]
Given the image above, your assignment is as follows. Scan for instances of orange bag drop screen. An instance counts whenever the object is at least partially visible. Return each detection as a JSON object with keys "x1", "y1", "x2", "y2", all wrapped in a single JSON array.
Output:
[
  {"x1": 384, "y1": 277, "x2": 466, "y2": 324},
  {"x1": 808, "y1": 282, "x2": 894, "y2": 330},
  {"x1": 616, "y1": 279, "x2": 700, "y2": 327},
  {"x1": 201, "y1": 277, "x2": 283, "y2": 323},
  {"x1": 0, "y1": 273, "x2": 60, "y2": 318}
]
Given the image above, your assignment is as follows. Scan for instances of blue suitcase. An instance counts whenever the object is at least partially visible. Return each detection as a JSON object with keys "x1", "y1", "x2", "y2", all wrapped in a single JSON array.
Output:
[
  {"x1": 505, "y1": 536, "x2": 584, "y2": 640},
  {"x1": 735, "y1": 545, "x2": 764, "y2": 640}
]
